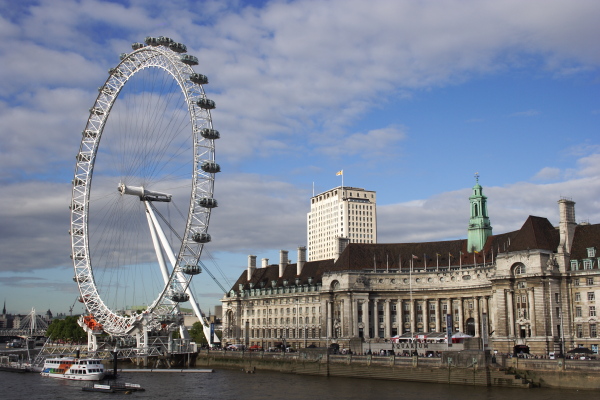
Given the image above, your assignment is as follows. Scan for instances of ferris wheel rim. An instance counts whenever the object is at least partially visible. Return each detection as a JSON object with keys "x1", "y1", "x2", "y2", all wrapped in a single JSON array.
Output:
[{"x1": 69, "y1": 39, "x2": 218, "y2": 336}]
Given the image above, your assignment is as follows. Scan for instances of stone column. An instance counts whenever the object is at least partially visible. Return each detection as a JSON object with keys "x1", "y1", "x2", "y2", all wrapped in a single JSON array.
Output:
[
  {"x1": 457, "y1": 297, "x2": 464, "y2": 333},
  {"x1": 375, "y1": 299, "x2": 381, "y2": 338},
  {"x1": 384, "y1": 300, "x2": 391, "y2": 338},
  {"x1": 353, "y1": 297, "x2": 359, "y2": 337},
  {"x1": 528, "y1": 288, "x2": 536, "y2": 336},
  {"x1": 446, "y1": 298, "x2": 453, "y2": 332},
  {"x1": 410, "y1": 298, "x2": 416, "y2": 334},
  {"x1": 506, "y1": 290, "x2": 515, "y2": 337},
  {"x1": 435, "y1": 298, "x2": 441, "y2": 332},
  {"x1": 327, "y1": 300, "x2": 333, "y2": 338},
  {"x1": 397, "y1": 299, "x2": 403, "y2": 335},
  {"x1": 361, "y1": 299, "x2": 371, "y2": 339},
  {"x1": 482, "y1": 296, "x2": 489, "y2": 335},
  {"x1": 474, "y1": 296, "x2": 480, "y2": 337}
]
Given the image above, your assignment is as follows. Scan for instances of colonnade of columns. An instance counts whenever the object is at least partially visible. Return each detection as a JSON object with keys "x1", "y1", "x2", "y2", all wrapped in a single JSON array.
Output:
[
  {"x1": 326, "y1": 295, "x2": 491, "y2": 340},
  {"x1": 504, "y1": 287, "x2": 536, "y2": 338}
]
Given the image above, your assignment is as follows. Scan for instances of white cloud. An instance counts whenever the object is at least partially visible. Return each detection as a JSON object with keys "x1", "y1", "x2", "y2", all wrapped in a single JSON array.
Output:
[{"x1": 532, "y1": 167, "x2": 562, "y2": 181}]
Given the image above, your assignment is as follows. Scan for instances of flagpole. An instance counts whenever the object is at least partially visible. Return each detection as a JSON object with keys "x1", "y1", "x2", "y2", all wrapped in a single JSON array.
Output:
[{"x1": 410, "y1": 256, "x2": 413, "y2": 341}]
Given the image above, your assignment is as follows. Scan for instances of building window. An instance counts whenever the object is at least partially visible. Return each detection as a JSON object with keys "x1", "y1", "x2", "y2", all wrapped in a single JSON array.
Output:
[
  {"x1": 576, "y1": 307, "x2": 582, "y2": 317},
  {"x1": 575, "y1": 292, "x2": 581, "y2": 302},
  {"x1": 589, "y1": 292, "x2": 596, "y2": 302},
  {"x1": 577, "y1": 324, "x2": 583, "y2": 338},
  {"x1": 574, "y1": 278, "x2": 580, "y2": 286},
  {"x1": 572, "y1": 260, "x2": 581, "y2": 270},
  {"x1": 590, "y1": 306, "x2": 596, "y2": 317},
  {"x1": 513, "y1": 263, "x2": 526, "y2": 275},
  {"x1": 588, "y1": 247, "x2": 597, "y2": 258},
  {"x1": 584, "y1": 260, "x2": 593, "y2": 270},
  {"x1": 591, "y1": 324, "x2": 597, "y2": 338}
]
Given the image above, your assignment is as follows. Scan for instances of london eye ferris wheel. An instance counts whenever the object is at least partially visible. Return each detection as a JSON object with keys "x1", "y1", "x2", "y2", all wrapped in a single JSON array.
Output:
[{"x1": 69, "y1": 37, "x2": 220, "y2": 346}]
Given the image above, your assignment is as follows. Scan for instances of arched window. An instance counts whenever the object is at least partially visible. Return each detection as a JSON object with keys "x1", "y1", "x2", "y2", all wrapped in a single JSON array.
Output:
[
  {"x1": 331, "y1": 280, "x2": 340, "y2": 290},
  {"x1": 513, "y1": 263, "x2": 526, "y2": 275}
]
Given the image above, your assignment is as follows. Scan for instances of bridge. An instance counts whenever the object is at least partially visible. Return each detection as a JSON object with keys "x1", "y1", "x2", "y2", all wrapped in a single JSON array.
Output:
[{"x1": 1, "y1": 308, "x2": 48, "y2": 340}]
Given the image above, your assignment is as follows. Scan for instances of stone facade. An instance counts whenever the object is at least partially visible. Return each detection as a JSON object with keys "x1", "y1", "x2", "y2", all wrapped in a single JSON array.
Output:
[{"x1": 221, "y1": 187, "x2": 600, "y2": 356}]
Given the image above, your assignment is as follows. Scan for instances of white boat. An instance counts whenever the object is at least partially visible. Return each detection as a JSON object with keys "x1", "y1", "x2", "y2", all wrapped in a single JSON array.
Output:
[{"x1": 40, "y1": 357, "x2": 105, "y2": 381}]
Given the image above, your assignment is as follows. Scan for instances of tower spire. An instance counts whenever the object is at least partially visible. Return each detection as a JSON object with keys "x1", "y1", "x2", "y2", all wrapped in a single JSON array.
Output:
[{"x1": 467, "y1": 173, "x2": 492, "y2": 253}]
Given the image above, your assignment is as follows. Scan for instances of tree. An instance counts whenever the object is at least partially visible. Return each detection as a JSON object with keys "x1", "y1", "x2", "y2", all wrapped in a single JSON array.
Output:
[
  {"x1": 46, "y1": 316, "x2": 86, "y2": 343},
  {"x1": 189, "y1": 322, "x2": 207, "y2": 345}
]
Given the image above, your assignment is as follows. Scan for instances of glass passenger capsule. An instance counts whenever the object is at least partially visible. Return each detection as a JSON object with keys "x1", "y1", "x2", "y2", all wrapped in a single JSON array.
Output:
[
  {"x1": 169, "y1": 42, "x2": 187, "y2": 53},
  {"x1": 198, "y1": 197, "x2": 218, "y2": 208},
  {"x1": 196, "y1": 98, "x2": 216, "y2": 109},
  {"x1": 157, "y1": 36, "x2": 173, "y2": 45},
  {"x1": 145, "y1": 37, "x2": 160, "y2": 46},
  {"x1": 83, "y1": 130, "x2": 98, "y2": 138},
  {"x1": 200, "y1": 161, "x2": 221, "y2": 173},
  {"x1": 180, "y1": 54, "x2": 199, "y2": 65},
  {"x1": 168, "y1": 292, "x2": 190, "y2": 303},
  {"x1": 192, "y1": 232, "x2": 212, "y2": 243},
  {"x1": 182, "y1": 264, "x2": 202, "y2": 275},
  {"x1": 190, "y1": 73, "x2": 208, "y2": 85},
  {"x1": 200, "y1": 128, "x2": 220, "y2": 140}
]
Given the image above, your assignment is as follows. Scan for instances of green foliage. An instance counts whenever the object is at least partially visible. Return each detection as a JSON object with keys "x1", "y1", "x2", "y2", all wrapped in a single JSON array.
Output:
[
  {"x1": 46, "y1": 316, "x2": 86, "y2": 343},
  {"x1": 189, "y1": 322, "x2": 207, "y2": 345}
]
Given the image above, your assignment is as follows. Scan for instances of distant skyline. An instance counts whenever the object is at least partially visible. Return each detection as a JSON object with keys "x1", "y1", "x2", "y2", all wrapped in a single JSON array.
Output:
[{"x1": 0, "y1": 0, "x2": 599, "y2": 315}]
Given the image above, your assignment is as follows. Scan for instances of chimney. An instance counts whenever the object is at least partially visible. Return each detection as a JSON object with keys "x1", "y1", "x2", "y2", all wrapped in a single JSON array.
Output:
[
  {"x1": 335, "y1": 237, "x2": 350, "y2": 261},
  {"x1": 262, "y1": 258, "x2": 269, "y2": 268},
  {"x1": 247, "y1": 255, "x2": 256, "y2": 280},
  {"x1": 297, "y1": 246, "x2": 306, "y2": 275},
  {"x1": 279, "y1": 250, "x2": 288, "y2": 278},
  {"x1": 558, "y1": 198, "x2": 576, "y2": 254}
]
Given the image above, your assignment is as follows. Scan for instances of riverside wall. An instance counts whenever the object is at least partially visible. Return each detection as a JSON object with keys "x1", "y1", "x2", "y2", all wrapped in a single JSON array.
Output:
[{"x1": 194, "y1": 349, "x2": 600, "y2": 390}]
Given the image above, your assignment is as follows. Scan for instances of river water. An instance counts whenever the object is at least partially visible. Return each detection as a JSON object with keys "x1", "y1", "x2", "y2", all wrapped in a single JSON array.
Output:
[{"x1": 1, "y1": 368, "x2": 578, "y2": 400}]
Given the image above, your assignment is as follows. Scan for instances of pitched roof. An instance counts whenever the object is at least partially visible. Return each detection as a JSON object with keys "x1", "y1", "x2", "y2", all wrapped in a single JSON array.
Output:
[
  {"x1": 231, "y1": 259, "x2": 335, "y2": 290},
  {"x1": 570, "y1": 223, "x2": 600, "y2": 259},
  {"x1": 229, "y1": 214, "x2": 563, "y2": 291},
  {"x1": 500, "y1": 215, "x2": 559, "y2": 252}
]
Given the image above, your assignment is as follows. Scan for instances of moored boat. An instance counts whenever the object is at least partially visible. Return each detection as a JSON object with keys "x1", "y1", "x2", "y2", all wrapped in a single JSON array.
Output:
[
  {"x1": 41, "y1": 357, "x2": 105, "y2": 380},
  {"x1": 82, "y1": 381, "x2": 145, "y2": 393}
]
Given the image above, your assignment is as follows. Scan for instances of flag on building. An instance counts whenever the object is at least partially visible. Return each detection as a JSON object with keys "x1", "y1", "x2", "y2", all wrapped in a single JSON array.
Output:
[
  {"x1": 336, "y1": 170, "x2": 343, "y2": 176},
  {"x1": 412, "y1": 254, "x2": 419, "y2": 259}
]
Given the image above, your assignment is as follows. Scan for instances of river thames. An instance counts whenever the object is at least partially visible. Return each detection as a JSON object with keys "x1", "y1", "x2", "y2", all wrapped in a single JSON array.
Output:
[{"x1": 1, "y1": 368, "x2": 579, "y2": 400}]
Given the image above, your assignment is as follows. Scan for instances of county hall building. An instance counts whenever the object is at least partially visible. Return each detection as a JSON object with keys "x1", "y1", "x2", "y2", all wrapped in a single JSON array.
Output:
[{"x1": 221, "y1": 180, "x2": 600, "y2": 356}]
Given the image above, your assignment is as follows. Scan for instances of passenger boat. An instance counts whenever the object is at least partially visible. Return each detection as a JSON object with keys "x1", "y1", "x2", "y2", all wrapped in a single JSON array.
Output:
[{"x1": 40, "y1": 357, "x2": 105, "y2": 380}]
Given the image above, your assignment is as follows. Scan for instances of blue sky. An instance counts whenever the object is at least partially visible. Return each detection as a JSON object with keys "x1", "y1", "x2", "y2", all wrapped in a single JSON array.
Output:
[{"x1": 0, "y1": 0, "x2": 599, "y2": 315}]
